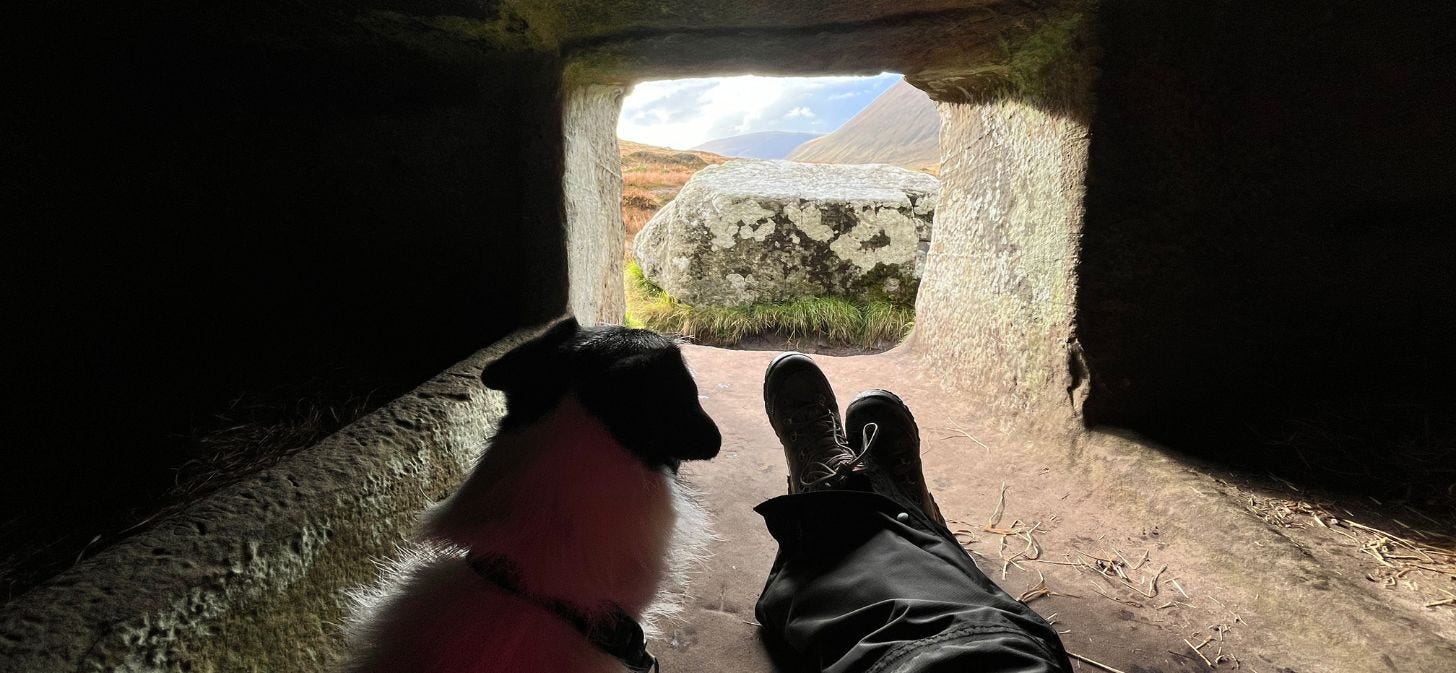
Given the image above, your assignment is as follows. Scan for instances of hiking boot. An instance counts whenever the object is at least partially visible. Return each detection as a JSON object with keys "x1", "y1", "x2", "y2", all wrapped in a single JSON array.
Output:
[
  {"x1": 846, "y1": 389, "x2": 945, "y2": 525},
  {"x1": 763, "y1": 352, "x2": 863, "y2": 493}
]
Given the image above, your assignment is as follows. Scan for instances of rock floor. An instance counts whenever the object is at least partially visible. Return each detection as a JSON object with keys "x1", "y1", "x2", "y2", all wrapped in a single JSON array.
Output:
[{"x1": 656, "y1": 346, "x2": 1456, "y2": 673}]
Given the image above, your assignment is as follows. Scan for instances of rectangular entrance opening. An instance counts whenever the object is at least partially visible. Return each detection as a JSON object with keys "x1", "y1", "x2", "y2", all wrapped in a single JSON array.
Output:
[{"x1": 615, "y1": 73, "x2": 939, "y2": 356}]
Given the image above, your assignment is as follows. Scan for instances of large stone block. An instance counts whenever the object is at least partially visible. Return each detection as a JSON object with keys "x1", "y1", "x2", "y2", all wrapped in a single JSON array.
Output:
[{"x1": 633, "y1": 160, "x2": 937, "y2": 307}]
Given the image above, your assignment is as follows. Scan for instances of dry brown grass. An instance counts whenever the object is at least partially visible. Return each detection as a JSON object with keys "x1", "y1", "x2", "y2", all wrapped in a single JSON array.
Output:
[
  {"x1": 623, "y1": 206, "x2": 655, "y2": 239},
  {"x1": 621, "y1": 186, "x2": 661, "y2": 238},
  {"x1": 618, "y1": 140, "x2": 728, "y2": 247},
  {"x1": 621, "y1": 186, "x2": 659, "y2": 210},
  {"x1": 624, "y1": 169, "x2": 699, "y2": 190},
  {"x1": 1241, "y1": 489, "x2": 1456, "y2": 595}
]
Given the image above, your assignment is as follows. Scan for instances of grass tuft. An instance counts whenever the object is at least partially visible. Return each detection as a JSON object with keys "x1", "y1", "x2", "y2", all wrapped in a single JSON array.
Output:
[{"x1": 626, "y1": 261, "x2": 914, "y2": 349}]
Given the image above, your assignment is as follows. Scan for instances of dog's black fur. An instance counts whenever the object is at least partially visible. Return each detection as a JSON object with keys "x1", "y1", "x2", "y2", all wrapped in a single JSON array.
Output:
[{"x1": 482, "y1": 317, "x2": 721, "y2": 470}]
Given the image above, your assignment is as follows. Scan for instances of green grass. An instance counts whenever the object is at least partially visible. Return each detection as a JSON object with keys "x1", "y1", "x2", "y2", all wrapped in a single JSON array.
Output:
[{"x1": 625, "y1": 261, "x2": 915, "y2": 348}]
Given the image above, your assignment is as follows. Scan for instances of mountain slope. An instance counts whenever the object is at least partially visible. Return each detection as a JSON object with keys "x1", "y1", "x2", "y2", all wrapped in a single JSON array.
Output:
[
  {"x1": 618, "y1": 140, "x2": 729, "y2": 244},
  {"x1": 692, "y1": 131, "x2": 823, "y2": 160},
  {"x1": 787, "y1": 80, "x2": 940, "y2": 169}
]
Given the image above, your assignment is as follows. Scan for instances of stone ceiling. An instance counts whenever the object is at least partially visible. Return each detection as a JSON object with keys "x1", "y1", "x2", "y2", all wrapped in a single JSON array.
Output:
[
  {"x1": 505, "y1": 0, "x2": 1001, "y2": 46},
  {"x1": 516, "y1": 0, "x2": 1062, "y2": 86}
]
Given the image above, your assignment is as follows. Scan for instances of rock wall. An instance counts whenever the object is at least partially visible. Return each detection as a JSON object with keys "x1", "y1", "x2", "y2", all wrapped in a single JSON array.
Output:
[
  {"x1": 0, "y1": 329, "x2": 546, "y2": 672},
  {"x1": 907, "y1": 8, "x2": 1096, "y2": 426},
  {"x1": 564, "y1": 85, "x2": 628, "y2": 326},
  {"x1": 910, "y1": 99, "x2": 1090, "y2": 423},
  {"x1": 1077, "y1": 1, "x2": 1456, "y2": 480},
  {"x1": 634, "y1": 160, "x2": 936, "y2": 307},
  {"x1": 2, "y1": 1, "x2": 569, "y2": 555}
]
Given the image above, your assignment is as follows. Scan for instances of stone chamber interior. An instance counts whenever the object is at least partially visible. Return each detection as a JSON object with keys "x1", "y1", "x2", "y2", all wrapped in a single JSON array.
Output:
[
  {"x1": 1077, "y1": 3, "x2": 1456, "y2": 505},
  {"x1": 2, "y1": 0, "x2": 1454, "y2": 670},
  {"x1": 3, "y1": 7, "x2": 571, "y2": 597}
]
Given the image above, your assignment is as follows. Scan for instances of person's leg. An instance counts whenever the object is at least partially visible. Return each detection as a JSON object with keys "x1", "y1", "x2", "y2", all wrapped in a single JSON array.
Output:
[
  {"x1": 754, "y1": 491, "x2": 1069, "y2": 673},
  {"x1": 757, "y1": 354, "x2": 1070, "y2": 673}
]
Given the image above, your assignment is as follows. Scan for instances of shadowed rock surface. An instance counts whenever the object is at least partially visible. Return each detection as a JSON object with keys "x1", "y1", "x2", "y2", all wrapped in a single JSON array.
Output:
[
  {"x1": 634, "y1": 160, "x2": 937, "y2": 307},
  {"x1": 0, "y1": 331, "x2": 528, "y2": 672}
]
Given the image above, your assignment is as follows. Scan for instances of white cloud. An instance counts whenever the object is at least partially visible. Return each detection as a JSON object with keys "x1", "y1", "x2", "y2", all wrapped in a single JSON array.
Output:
[
  {"x1": 617, "y1": 73, "x2": 899, "y2": 149},
  {"x1": 617, "y1": 75, "x2": 787, "y2": 149}
]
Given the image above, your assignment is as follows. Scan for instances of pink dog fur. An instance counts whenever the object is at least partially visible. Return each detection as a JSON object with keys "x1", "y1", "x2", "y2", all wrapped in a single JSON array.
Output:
[{"x1": 341, "y1": 394, "x2": 708, "y2": 672}]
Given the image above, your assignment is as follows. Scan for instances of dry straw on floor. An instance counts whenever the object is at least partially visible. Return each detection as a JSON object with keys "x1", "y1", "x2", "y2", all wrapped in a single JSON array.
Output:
[
  {"x1": 952, "y1": 483, "x2": 1262, "y2": 672},
  {"x1": 1241, "y1": 488, "x2": 1456, "y2": 605}
]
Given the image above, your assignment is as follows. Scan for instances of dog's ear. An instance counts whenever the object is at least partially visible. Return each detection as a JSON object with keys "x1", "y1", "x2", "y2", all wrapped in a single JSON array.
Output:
[{"x1": 481, "y1": 317, "x2": 579, "y2": 392}]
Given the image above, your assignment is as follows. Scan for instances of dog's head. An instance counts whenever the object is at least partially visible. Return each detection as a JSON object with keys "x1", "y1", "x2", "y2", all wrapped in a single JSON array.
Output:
[{"x1": 481, "y1": 317, "x2": 721, "y2": 471}]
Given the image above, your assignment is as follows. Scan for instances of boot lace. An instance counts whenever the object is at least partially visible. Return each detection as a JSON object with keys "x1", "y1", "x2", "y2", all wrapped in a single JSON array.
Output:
[{"x1": 790, "y1": 410, "x2": 875, "y2": 489}]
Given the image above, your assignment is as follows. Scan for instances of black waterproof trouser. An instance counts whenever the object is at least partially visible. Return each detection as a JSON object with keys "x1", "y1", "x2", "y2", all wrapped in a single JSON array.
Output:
[{"x1": 754, "y1": 489, "x2": 1072, "y2": 673}]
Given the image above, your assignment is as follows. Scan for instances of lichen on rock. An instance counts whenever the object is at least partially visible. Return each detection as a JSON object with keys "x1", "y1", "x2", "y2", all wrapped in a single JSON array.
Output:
[{"x1": 633, "y1": 160, "x2": 937, "y2": 308}]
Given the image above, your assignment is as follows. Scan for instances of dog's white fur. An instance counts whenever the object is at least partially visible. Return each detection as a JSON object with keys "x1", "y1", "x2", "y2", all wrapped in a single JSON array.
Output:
[{"x1": 341, "y1": 395, "x2": 711, "y2": 672}]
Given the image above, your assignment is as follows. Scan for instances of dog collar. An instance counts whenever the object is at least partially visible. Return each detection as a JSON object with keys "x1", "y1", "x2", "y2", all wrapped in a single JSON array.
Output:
[{"x1": 468, "y1": 554, "x2": 659, "y2": 673}]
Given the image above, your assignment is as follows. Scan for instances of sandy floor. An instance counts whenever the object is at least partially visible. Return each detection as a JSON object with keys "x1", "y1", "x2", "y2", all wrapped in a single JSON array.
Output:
[{"x1": 655, "y1": 346, "x2": 1456, "y2": 673}]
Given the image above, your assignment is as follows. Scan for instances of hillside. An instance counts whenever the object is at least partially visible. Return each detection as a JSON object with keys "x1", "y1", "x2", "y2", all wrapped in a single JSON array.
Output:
[
  {"x1": 618, "y1": 140, "x2": 728, "y2": 247},
  {"x1": 787, "y1": 80, "x2": 940, "y2": 170},
  {"x1": 692, "y1": 131, "x2": 822, "y2": 160}
]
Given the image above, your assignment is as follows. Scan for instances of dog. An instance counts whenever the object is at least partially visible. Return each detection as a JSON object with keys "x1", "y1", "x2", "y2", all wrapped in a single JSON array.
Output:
[{"x1": 341, "y1": 317, "x2": 721, "y2": 672}]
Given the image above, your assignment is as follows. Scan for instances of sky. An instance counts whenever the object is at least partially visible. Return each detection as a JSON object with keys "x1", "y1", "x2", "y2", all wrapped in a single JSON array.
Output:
[{"x1": 617, "y1": 73, "x2": 902, "y2": 150}]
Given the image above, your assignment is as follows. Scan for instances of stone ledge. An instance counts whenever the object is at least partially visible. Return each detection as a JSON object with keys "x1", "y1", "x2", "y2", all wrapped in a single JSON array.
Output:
[{"x1": 0, "y1": 328, "x2": 541, "y2": 673}]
